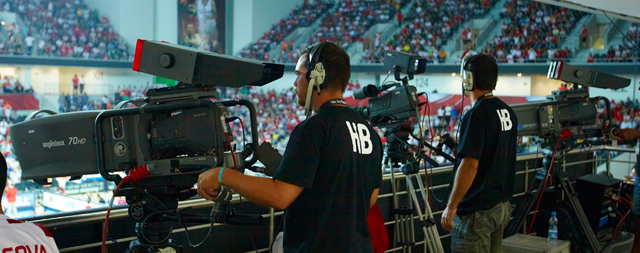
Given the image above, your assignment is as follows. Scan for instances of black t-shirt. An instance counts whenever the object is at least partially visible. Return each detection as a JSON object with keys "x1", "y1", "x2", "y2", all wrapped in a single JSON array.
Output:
[
  {"x1": 273, "y1": 100, "x2": 383, "y2": 252},
  {"x1": 452, "y1": 96, "x2": 518, "y2": 215}
]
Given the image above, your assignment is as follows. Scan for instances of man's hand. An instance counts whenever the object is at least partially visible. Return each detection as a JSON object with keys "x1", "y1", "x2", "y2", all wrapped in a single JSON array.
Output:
[
  {"x1": 441, "y1": 205, "x2": 457, "y2": 232},
  {"x1": 197, "y1": 167, "x2": 221, "y2": 201},
  {"x1": 616, "y1": 128, "x2": 640, "y2": 141}
]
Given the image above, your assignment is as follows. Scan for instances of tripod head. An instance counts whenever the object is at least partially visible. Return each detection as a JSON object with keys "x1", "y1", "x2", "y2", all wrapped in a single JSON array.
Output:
[
  {"x1": 383, "y1": 121, "x2": 442, "y2": 174},
  {"x1": 385, "y1": 122, "x2": 415, "y2": 166}
]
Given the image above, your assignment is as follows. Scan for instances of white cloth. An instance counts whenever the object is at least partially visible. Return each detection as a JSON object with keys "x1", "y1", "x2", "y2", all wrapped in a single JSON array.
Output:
[
  {"x1": 0, "y1": 214, "x2": 59, "y2": 252},
  {"x1": 271, "y1": 231, "x2": 283, "y2": 253}
]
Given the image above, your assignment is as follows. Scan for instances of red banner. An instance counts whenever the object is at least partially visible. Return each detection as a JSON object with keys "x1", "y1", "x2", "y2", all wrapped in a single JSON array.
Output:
[{"x1": 0, "y1": 94, "x2": 39, "y2": 110}]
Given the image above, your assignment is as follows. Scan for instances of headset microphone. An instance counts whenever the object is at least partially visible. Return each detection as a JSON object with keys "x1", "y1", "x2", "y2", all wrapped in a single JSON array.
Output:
[{"x1": 304, "y1": 43, "x2": 327, "y2": 117}]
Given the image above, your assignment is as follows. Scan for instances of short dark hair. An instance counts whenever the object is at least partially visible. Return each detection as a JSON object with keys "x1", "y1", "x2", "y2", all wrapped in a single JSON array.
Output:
[
  {"x1": 464, "y1": 54, "x2": 498, "y2": 91},
  {"x1": 0, "y1": 156, "x2": 7, "y2": 193},
  {"x1": 301, "y1": 42, "x2": 351, "y2": 93}
]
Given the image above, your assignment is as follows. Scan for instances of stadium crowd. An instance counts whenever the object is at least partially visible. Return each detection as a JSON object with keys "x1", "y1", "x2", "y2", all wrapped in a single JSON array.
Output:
[
  {"x1": 360, "y1": 0, "x2": 497, "y2": 63},
  {"x1": 306, "y1": 0, "x2": 409, "y2": 58},
  {"x1": 587, "y1": 23, "x2": 640, "y2": 63},
  {"x1": 483, "y1": 0, "x2": 586, "y2": 63},
  {"x1": 238, "y1": 0, "x2": 334, "y2": 63},
  {"x1": 0, "y1": 0, "x2": 131, "y2": 60}
]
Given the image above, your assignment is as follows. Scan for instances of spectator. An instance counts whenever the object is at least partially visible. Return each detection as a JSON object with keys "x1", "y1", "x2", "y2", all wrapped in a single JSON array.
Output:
[
  {"x1": 79, "y1": 75, "x2": 85, "y2": 94},
  {"x1": 14, "y1": 80, "x2": 24, "y2": 93},
  {"x1": 580, "y1": 25, "x2": 588, "y2": 48},
  {"x1": 1, "y1": 155, "x2": 59, "y2": 251},
  {"x1": 33, "y1": 201, "x2": 45, "y2": 216},
  {"x1": 72, "y1": 75, "x2": 79, "y2": 95},
  {"x1": 3, "y1": 77, "x2": 13, "y2": 93},
  {"x1": 4, "y1": 181, "x2": 17, "y2": 217}
]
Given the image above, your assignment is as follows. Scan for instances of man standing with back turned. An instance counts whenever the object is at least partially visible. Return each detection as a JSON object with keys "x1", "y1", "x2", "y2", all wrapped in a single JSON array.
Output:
[
  {"x1": 1, "y1": 156, "x2": 59, "y2": 252},
  {"x1": 441, "y1": 53, "x2": 518, "y2": 252},
  {"x1": 197, "y1": 41, "x2": 383, "y2": 252}
]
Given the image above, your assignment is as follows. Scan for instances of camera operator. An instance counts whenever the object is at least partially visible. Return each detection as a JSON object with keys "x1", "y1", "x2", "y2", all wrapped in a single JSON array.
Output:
[
  {"x1": 440, "y1": 53, "x2": 518, "y2": 252},
  {"x1": 614, "y1": 128, "x2": 640, "y2": 252},
  {"x1": 1, "y1": 156, "x2": 59, "y2": 252},
  {"x1": 197, "y1": 42, "x2": 383, "y2": 252}
]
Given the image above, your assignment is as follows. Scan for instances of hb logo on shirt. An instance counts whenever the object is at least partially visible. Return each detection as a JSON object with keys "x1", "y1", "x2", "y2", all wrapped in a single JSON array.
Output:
[
  {"x1": 346, "y1": 121, "x2": 372, "y2": 154},
  {"x1": 497, "y1": 109, "x2": 512, "y2": 131}
]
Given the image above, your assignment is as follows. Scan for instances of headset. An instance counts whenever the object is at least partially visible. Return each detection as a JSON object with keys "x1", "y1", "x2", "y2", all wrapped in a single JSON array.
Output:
[
  {"x1": 460, "y1": 52, "x2": 498, "y2": 92},
  {"x1": 460, "y1": 52, "x2": 478, "y2": 92},
  {"x1": 304, "y1": 42, "x2": 327, "y2": 117}
]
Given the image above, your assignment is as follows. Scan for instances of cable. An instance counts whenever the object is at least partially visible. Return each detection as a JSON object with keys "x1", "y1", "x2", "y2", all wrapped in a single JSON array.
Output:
[
  {"x1": 239, "y1": 118, "x2": 247, "y2": 147},
  {"x1": 224, "y1": 132, "x2": 238, "y2": 169},
  {"x1": 526, "y1": 130, "x2": 571, "y2": 235},
  {"x1": 610, "y1": 195, "x2": 632, "y2": 240},
  {"x1": 380, "y1": 70, "x2": 392, "y2": 86},
  {"x1": 102, "y1": 165, "x2": 150, "y2": 253},
  {"x1": 183, "y1": 206, "x2": 215, "y2": 247},
  {"x1": 244, "y1": 226, "x2": 259, "y2": 253},
  {"x1": 602, "y1": 11, "x2": 640, "y2": 54},
  {"x1": 140, "y1": 210, "x2": 175, "y2": 245}
]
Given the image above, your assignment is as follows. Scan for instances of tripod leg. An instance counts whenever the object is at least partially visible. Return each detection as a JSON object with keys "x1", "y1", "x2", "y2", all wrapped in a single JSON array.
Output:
[
  {"x1": 415, "y1": 176, "x2": 445, "y2": 252},
  {"x1": 407, "y1": 175, "x2": 444, "y2": 253},
  {"x1": 391, "y1": 170, "x2": 411, "y2": 252},
  {"x1": 557, "y1": 174, "x2": 601, "y2": 252},
  {"x1": 505, "y1": 169, "x2": 546, "y2": 237}
]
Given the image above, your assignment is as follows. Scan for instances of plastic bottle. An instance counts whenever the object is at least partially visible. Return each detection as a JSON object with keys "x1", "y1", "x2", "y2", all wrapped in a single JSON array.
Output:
[{"x1": 548, "y1": 211, "x2": 558, "y2": 243}]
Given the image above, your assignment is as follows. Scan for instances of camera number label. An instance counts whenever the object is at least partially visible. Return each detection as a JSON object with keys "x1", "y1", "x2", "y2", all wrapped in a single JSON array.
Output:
[{"x1": 68, "y1": 136, "x2": 87, "y2": 145}]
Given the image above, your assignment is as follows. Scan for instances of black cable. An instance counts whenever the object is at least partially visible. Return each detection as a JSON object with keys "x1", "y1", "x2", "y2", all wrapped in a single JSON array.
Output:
[
  {"x1": 239, "y1": 118, "x2": 247, "y2": 147},
  {"x1": 183, "y1": 207, "x2": 215, "y2": 247},
  {"x1": 602, "y1": 11, "x2": 640, "y2": 54},
  {"x1": 438, "y1": 88, "x2": 467, "y2": 203},
  {"x1": 244, "y1": 226, "x2": 259, "y2": 253}
]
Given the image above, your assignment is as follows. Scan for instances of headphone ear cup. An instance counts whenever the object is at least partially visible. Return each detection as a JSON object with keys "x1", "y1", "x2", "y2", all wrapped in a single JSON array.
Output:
[
  {"x1": 314, "y1": 61, "x2": 325, "y2": 88},
  {"x1": 462, "y1": 70, "x2": 473, "y2": 91}
]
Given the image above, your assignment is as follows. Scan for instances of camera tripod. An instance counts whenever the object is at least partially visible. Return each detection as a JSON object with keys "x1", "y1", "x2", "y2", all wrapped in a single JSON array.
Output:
[
  {"x1": 505, "y1": 148, "x2": 600, "y2": 253},
  {"x1": 385, "y1": 127, "x2": 444, "y2": 253}
]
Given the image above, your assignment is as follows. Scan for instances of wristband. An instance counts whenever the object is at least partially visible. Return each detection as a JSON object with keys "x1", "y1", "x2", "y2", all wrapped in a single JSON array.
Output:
[{"x1": 218, "y1": 167, "x2": 226, "y2": 183}]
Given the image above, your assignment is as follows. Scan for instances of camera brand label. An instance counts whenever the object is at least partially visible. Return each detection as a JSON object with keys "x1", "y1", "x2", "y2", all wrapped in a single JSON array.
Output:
[{"x1": 42, "y1": 140, "x2": 65, "y2": 148}]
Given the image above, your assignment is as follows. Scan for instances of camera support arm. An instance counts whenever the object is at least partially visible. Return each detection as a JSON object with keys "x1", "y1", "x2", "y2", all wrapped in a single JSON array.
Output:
[{"x1": 388, "y1": 132, "x2": 440, "y2": 167}]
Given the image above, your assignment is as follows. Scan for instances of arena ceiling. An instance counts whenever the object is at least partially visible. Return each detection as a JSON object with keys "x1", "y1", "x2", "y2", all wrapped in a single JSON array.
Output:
[{"x1": 536, "y1": 0, "x2": 640, "y2": 23}]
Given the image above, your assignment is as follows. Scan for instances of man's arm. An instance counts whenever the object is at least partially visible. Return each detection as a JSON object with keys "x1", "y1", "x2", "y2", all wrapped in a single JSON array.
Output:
[
  {"x1": 616, "y1": 128, "x2": 640, "y2": 141},
  {"x1": 370, "y1": 188, "x2": 379, "y2": 207},
  {"x1": 440, "y1": 156, "x2": 479, "y2": 232},
  {"x1": 198, "y1": 167, "x2": 303, "y2": 210}
]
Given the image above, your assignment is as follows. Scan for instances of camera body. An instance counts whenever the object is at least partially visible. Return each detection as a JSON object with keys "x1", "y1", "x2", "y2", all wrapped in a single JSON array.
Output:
[
  {"x1": 512, "y1": 61, "x2": 630, "y2": 145},
  {"x1": 355, "y1": 50, "x2": 424, "y2": 127},
  {"x1": 11, "y1": 40, "x2": 284, "y2": 184}
]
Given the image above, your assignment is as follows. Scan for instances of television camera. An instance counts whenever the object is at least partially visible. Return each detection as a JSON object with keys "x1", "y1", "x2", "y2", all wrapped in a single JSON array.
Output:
[
  {"x1": 512, "y1": 61, "x2": 630, "y2": 146},
  {"x1": 353, "y1": 50, "x2": 446, "y2": 252},
  {"x1": 506, "y1": 61, "x2": 631, "y2": 252},
  {"x1": 10, "y1": 40, "x2": 285, "y2": 251},
  {"x1": 352, "y1": 50, "x2": 443, "y2": 167}
]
